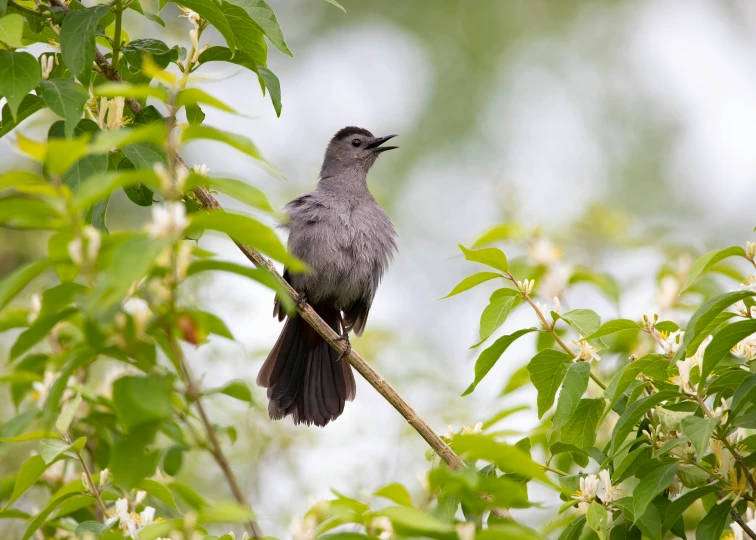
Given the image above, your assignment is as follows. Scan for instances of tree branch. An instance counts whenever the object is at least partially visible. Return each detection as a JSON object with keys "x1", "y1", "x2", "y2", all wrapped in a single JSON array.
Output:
[
  {"x1": 168, "y1": 336, "x2": 265, "y2": 539},
  {"x1": 732, "y1": 508, "x2": 756, "y2": 540}
]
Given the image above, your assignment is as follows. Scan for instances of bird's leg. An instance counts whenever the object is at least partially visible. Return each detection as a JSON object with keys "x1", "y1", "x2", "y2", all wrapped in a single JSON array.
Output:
[{"x1": 334, "y1": 313, "x2": 351, "y2": 361}]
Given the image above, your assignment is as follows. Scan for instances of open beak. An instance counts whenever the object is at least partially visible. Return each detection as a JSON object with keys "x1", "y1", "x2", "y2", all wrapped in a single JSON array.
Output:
[{"x1": 366, "y1": 134, "x2": 399, "y2": 153}]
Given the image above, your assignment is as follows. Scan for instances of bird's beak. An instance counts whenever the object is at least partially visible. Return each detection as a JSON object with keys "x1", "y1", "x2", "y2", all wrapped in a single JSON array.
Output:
[{"x1": 366, "y1": 134, "x2": 399, "y2": 153}]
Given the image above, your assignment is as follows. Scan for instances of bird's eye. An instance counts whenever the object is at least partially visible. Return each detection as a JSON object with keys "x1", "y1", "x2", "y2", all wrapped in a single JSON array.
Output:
[{"x1": 351, "y1": 138, "x2": 361, "y2": 147}]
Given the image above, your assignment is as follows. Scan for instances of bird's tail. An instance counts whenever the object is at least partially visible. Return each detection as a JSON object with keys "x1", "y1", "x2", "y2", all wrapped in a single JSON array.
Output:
[{"x1": 257, "y1": 304, "x2": 356, "y2": 427}]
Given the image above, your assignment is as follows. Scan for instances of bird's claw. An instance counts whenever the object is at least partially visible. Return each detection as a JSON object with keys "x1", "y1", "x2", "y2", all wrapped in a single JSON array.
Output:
[
  {"x1": 335, "y1": 332, "x2": 351, "y2": 362},
  {"x1": 294, "y1": 292, "x2": 308, "y2": 309}
]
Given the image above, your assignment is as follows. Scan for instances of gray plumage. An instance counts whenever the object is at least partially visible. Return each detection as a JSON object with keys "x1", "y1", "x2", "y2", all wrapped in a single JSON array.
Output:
[{"x1": 257, "y1": 126, "x2": 398, "y2": 427}]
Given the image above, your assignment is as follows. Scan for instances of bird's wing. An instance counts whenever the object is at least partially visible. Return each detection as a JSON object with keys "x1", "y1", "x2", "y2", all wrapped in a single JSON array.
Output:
[{"x1": 343, "y1": 298, "x2": 371, "y2": 336}]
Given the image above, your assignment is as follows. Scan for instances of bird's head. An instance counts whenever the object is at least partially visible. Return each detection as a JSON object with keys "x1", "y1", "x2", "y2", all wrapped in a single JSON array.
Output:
[{"x1": 321, "y1": 126, "x2": 398, "y2": 176}]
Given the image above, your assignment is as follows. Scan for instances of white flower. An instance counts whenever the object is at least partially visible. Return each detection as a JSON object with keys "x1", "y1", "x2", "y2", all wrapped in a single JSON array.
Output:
[
  {"x1": 28, "y1": 293, "x2": 42, "y2": 324},
  {"x1": 553, "y1": 296, "x2": 561, "y2": 314},
  {"x1": 528, "y1": 237, "x2": 562, "y2": 266},
  {"x1": 690, "y1": 335, "x2": 713, "y2": 368},
  {"x1": 741, "y1": 275, "x2": 756, "y2": 293},
  {"x1": 656, "y1": 275, "x2": 679, "y2": 311},
  {"x1": 535, "y1": 297, "x2": 561, "y2": 320},
  {"x1": 135, "y1": 490, "x2": 147, "y2": 505},
  {"x1": 573, "y1": 474, "x2": 599, "y2": 502},
  {"x1": 68, "y1": 237, "x2": 84, "y2": 265},
  {"x1": 516, "y1": 279, "x2": 534, "y2": 296},
  {"x1": 455, "y1": 521, "x2": 475, "y2": 540},
  {"x1": 372, "y1": 516, "x2": 395, "y2": 539},
  {"x1": 732, "y1": 335, "x2": 756, "y2": 360},
  {"x1": 106, "y1": 498, "x2": 156, "y2": 540},
  {"x1": 148, "y1": 202, "x2": 189, "y2": 238},
  {"x1": 140, "y1": 506, "x2": 155, "y2": 526},
  {"x1": 99, "y1": 468, "x2": 109, "y2": 489},
  {"x1": 192, "y1": 164, "x2": 209, "y2": 176},
  {"x1": 123, "y1": 297, "x2": 151, "y2": 338},
  {"x1": 661, "y1": 330, "x2": 684, "y2": 355},
  {"x1": 40, "y1": 55, "x2": 55, "y2": 80},
  {"x1": 179, "y1": 6, "x2": 201, "y2": 26},
  {"x1": 461, "y1": 421, "x2": 483, "y2": 434},
  {"x1": 674, "y1": 358, "x2": 696, "y2": 395},
  {"x1": 97, "y1": 97, "x2": 126, "y2": 131},
  {"x1": 32, "y1": 371, "x2": 56, "y2": 404},
  {"x1": 668, "y1": 477, "x2": 682, "y2": 499},
  {"x1": 641, "y1": 310, "x2": 659, "y2": 331},
  {"x1": 747, "y1": 242, "x2": 756, "y2": 261},
  {"x1": 574, "y1": 339, "x2": 600, "y2": 362},
  {"x1": 598, "y1": 469, "x2": 622, "y2": 502},
  {"x1": 68, "y1": 226, "x2": 102, "y2": 266},
  {"x1": 290, "y1": 515, "x2": 317, "y2": 540},
  {"x1": 541, "y1": 264, "x2": 571, "y2": 299}
]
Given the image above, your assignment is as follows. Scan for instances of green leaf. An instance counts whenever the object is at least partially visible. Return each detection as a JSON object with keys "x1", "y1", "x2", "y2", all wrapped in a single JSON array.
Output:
[
  {"x1": 614, "y1": 498, "x2": 662, "y2": 540},
  {"x1": 633, "y1": 462, "x2": 677, "y2": 518},
  {"x1": 699, "y1": 319, "x2": 756, "y2": 387},
  {"x1": 0, "y1": 259, "x2": 53, "y2": 309},
  {"x1": 55, "y1": 391, "x2": 82, "y2": 434},
  {"x1": 59, "y1": 5, "x2": 109, "y2": 84},
  {"x1": 169, "y1": 0, "x2": 236, "y2": 52},
  {"x1": 86, "y1": 196, "x2": 109, "y2": 233},
  {"x1": 462, "y1": 328, "x2": 537, "y2": 396},
  {"x1": 161, "y1": 445, "x2": 184, "y2": 476},
  {"x1": 604, "y1": 354, "x2": 667, "y2": 411},
  {"x1": 442, "y1": 272, "x2": 502, "y2": 298},
  {"x1": 561, "y1": 398, "x2": 603, "y2": 449},
  {"x1": 176, "y1": 87, "x2": 236, "y2": 113},
  {"x1": 185, "y1": 174, "x2": 273, "y2": 213},
  {"x1": 662, "y1": 484, "x2": 719, "y2": 533},
  {"x1": 122, "y1": 38, "x2": 178, "y2": 70},
  {"x1": 559, "y1": 515, "x2": 586, "y2": 540},
  {"x1": 213, "y1": 380, "x2": 253, "y2": 402},
  {"x1": 21, "y1": 492, "x2": 81, "y2": 540},
  {"x1": 586, "y1": 502, "x2": 608, "y2": 540},
  {"x1": 731, "y1": 373, "x2": 756, "y2": 417},
  {"x1": 94, "y1": 82, "x2": 168, "y2": 102},
  {"x1": 569, "y1": 268, "x2": 621, "y2": 303},
  {"x1": 198, "y1": 45, "x2": 259, "y2": 72},
  {"x1": 559, "y1": 309, "x2": 601, "y2": 338},
  {"x1": 11, "y1": 307, "x2": 77, "y2": 360},
  {"x1": 186, "y1": 103, "x2": 205, "y2": 125},
  {"x1": 220, "y1": 2, "x2": 267, "y2": 66},
  {"x1": 323, "y1": 0, "x2": 346, "y2": 11},
  {"x1": 187, "y1": 211, "x2": 303, "y2": 270},
  {"x1": 694, "y1": 500, "x2": 730, "y2": 540},
  {"x1": 472, "y1": 223, "x2": 526, "y2": 247},
  {"x1": 39, "y1": 436, "x2": 85, "y2": 464},
  {"x1": 479, "y1": 289, "x2": 521, "y2": 342},
  {"x1": 257, "y1": 66, "x2": 281, "y2": 116},
  {"x1": 185, "y1": 258, "x2": 291, "y2": 310},
  {"x1": 0, "y1": 51, "x2": 40, "y2": 120},
  {"x1": 675, "y1": 290, "x2": 756, "y2": 362},
  {"x1": 112, "y1": 375, "x2": 173, "y2": 431},
  {"x1": 458, "y1": 244, "x2": 508, "y2": 272},
  {"x1": 610, "y1": 391, "x2": 677, "y2": 454},
  {"x1": 452, "y1": 433, "x2": 554, "y2": 486},
  {"x1": 62, "y1": 154, "x2": 109, "y2": 191},
  {"x1": 680, "y1": 415, "x2": 720, "y2": 458},
  {"x1": 584, "y1": 319, "x2": 641, "y2": 340},
  {"x1": 39, "y1": 79, "x2": 88, "y2": 138},
  {"x1": 377, "y1": 505, "x2": 453, "y2": 535},
  {"x1": 90, "y1": 122, "x2": 167, "y2": 154},
  {"x1": 682, "y1": 246, "x2": 747, "y2": 291},
  {"x1": 137, "y1": 478, "x2": 178, "y2": 509},
  {"x1": 0, "y1": 13, "x2": 24, "y2": 48},
  {"x1": 43, "y1": 134, "x2": 91, "y2": 176},
  {"x1": 74, "y1": 522, "x2": 109, "y2": 538},
  {"x1": 374, "y1": 483, "x2": 412, "y2": 507},
  {"x1": 527, "y1": 349, "x2": 572, "y2": 418},
  {"x1": 5, "y1": 454, "x2": 46, "y2": 508},
  {"x1": 0, "y1": 93, "x2": 46, "y2": 138},
  {"x1": 181, "y1": 124, "x2": 269, "y2": 166},
  {"x1": 224, "y1": 0, "x2": 291, "y2": 56},
  {"x1": 72, "y1": 169, "x2": 160, "y2": 210},
  {"x1": 552, "y1": 362, "x2": 591, "y2": 429}
]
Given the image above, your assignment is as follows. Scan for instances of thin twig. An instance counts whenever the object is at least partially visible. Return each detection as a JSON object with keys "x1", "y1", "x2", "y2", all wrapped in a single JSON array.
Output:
[
  {"x1": 64, "y1": 435, "x2": 108, "y2": 517},
  {"x1": 732, "y1": 507, "x2": 756, "y2": 540},
  {"x1": 168, "y1": 336, "x2": 264, "y2": 539},
  {"x1": 8, "y1": 0, "x2": 46, "y2": 17},
  {"x1": 723, "y1": 438, "x2": 756, "y2": 495}
]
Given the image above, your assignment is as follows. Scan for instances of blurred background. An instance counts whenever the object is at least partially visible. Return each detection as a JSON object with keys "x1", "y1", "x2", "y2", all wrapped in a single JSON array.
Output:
[{"x1": 3, "y1": 0, "x2": 756, "y2": 537}]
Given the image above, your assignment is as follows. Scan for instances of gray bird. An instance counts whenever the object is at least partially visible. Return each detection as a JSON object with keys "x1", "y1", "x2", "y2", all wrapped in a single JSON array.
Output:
[{"x1": 257, "y1": 126, "x2": 398, "y2": 427}]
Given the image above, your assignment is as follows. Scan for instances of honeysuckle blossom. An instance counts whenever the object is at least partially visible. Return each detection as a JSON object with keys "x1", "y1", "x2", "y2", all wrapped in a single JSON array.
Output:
[
  {"x1": 572, "y1": 473, "x2": 600, "y2": 502},
  {"x1": 741, "y1": 275, "x2": 756, "y2": 293},
  {"x1": 641, "y1": 310, "x2": 659, "y2": 331},
  {"x1": 28, "y1": 293, "x2": 41, "y2": 324},
  {"x1": 123, "y1": 297, "x2": 151, "y2": 338},
  {"x1": 291, "y1": 514, "x2": 317, "y2": 540},
  {"x1": 660, "y1": 330, "x2": 683, "y2": 355},
  {"x1": 574, "y1": 339, "x2": 601, "y2": 362},
  {"x1": 731, "y1": 334, "x2": 756, "y2": 360},
  {"x1": 176, "y1": 242, "x2": 194, "y2": 282},
  {"x1": 690, "y1": 335, "x2": 713, "y2": 367},
  {"x1": 516, "y1": 279, "x2": 534, "y2": 296},
  {"x1": 97, "y1": 97, "x2": 126, "y2": 131},
  {"x1": 455, "y1": 521, "x2": 475, "y2": 540},
  {"x1": 656, "y1": 275, "x2": 679, "y2": 311},
  {"x1": 99, "y1": 468, "x2": 110, "y2": 489},
  {"x1": 673, "y1": 357, "x2": 696, "y2": 395},
  {"x1": 32, "y1": 371, "x2": 56, "y2": 403},
  {"x1": 535, "y1": 297, "x2": 561, "y2": 321},
  {"x1": 528, "y1": 237, "x2": 562, "y2": 266},
  {"x1": 598, "y1": 469, "x2": 623, "y2": 502},
  {"x1": 541, "y1": 264, "x2": 571, "y2": 299},
  {"x1": 447, "y1": 421, "x2": 482, "y2": 438},
  {"x1": 371, "y1": 516, "x2": 395, "y2": 539},
  {"x1": 192, "y1": 164, "x2": 209, "y2": 176},
  {"x1": 148, "y1": 202, "x2": 190, "y2": 238},
  {"x1": 68, "y1": 225, "x2": 102, "y2": 266},
  {"x1": 747, "y1": 242, "x2": 756, "y2": 261},
  {"x1": 105, "y1": 497, "x2": 157, "y2": 539},
  {"x1": 40, "y1": 55, "x2": 56, "y2": 80}
]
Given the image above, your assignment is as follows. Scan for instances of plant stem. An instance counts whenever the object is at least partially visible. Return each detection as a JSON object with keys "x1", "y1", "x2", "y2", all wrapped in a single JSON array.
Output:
[
  {"x1": 506, "y1": 272, "x2": 607, "y2": 390},
  {"x1": 540, "y1": 463, "x2": 568, "y2": 477},
  {"x1": 65, "y1": 435, "x2": 108, "y2": 516},
  {"x1": 8, "y1": 0, "x2": 46, "y2": 17},
  {"x1": 168, "y1": 336, "x2": 264, "y2": 539},
  {"x1": 722, "y1": 437, "x2": 756, "y2": 495},
  {"x1": 111, "y1": 1, "x2": 123, "y2": 71}
]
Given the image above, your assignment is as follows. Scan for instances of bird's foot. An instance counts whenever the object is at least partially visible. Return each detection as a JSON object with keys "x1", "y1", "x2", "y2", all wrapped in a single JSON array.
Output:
[
  {"x1": 294, "y1": 291, "x2": 308, "y2": 309},
  {"x1": 334, "y1": 332, "x2": 351, "y2": 362}
]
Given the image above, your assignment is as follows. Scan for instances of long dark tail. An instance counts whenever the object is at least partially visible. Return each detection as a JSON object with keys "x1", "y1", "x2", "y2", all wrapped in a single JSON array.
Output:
[{"x1": 257, "y1": 304, "x2": 356, "y2": 427}]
